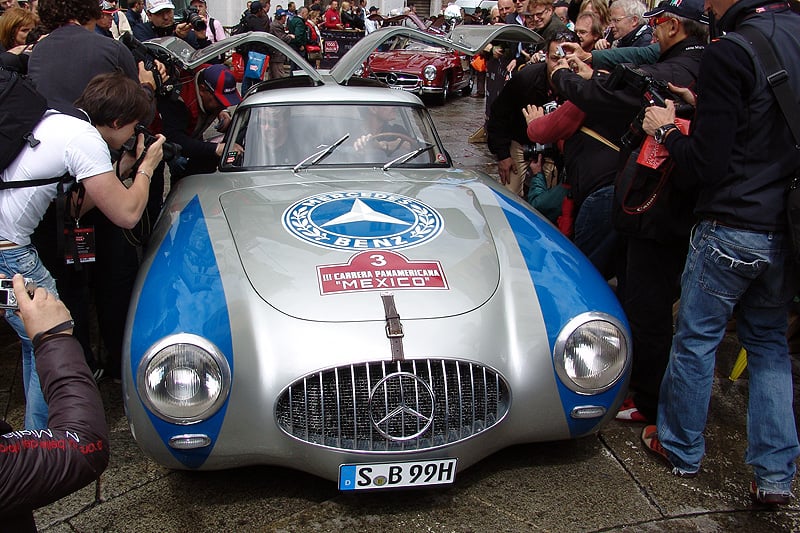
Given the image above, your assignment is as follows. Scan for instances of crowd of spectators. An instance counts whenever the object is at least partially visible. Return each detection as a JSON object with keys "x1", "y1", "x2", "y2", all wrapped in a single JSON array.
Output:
[{"x1": 477, "y1": 0, "x2": 800, "y2": 509}]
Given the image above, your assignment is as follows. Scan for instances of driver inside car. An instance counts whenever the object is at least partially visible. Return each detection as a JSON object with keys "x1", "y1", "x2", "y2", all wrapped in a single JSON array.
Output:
[{"x1": 352, "y1": 106, "x2": 413, "y2": 156}]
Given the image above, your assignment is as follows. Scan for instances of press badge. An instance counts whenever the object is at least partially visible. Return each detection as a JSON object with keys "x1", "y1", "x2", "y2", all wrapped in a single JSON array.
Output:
[{"x1": 64, "y1": 226, "x2": 96, "y2": 264}]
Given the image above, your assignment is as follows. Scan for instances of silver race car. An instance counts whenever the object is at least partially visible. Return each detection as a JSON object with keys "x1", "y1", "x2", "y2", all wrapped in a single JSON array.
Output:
[{"x1": 124, "y1": 26, "x2": 631, "y2": 491}]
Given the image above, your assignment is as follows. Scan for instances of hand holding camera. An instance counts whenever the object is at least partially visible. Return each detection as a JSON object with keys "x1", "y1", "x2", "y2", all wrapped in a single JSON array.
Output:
[
  {"x1": 0, "y1": 275, "x2": 35, "y2": 310},
  {"x1": 7, "y1": 274, "x2": 74, "y2": 346}
]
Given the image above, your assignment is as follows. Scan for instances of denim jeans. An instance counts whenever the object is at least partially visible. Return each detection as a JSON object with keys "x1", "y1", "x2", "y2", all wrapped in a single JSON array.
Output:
[
  {"x1": 574, "y1": 185, "x2": 620, "y2": 279},
  {"x1": 0, "y1": 244, "x2": 59, "y2": 429},
  {"x1": 657, "y1": 220, "x2": 799, "y2": 492}
]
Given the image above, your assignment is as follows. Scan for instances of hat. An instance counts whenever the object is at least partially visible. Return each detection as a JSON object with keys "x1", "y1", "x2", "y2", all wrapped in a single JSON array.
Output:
[
  {"x1": 309, "y1": 3, "x2": 322, "y2": 10},
  {"x1": 145, "y1": 0, "x2": 175, "y2": 13},
  {"x1": 100, "y1": 0, "x2": 118, "y2": 13},
  {"x1": 250, "y1": 0, "x2": 264, "y2": 13},
  {"x1": 643, "y1": 0, "x2": 709, "y2": 24},
  {"x1": 368, "y1": 5, "x2": 378, "y2": 11},
  {"x1": 201, "y1": 64, "x2": 242, "y2": 107},
  {"x1": 275, "y1": 8, "x2": 288, "y2": 16},
  {"x1": 553, "y1": 0, "x2": 569, "y2": 7}
]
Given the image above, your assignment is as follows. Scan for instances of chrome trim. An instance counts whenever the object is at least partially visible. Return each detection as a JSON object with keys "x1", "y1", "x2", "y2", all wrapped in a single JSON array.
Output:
[
  {"x1": 275, "y1": 359, "x2": 510, "y2": 452},
  {"x1": 137, "y1": 333, "x2": 231, "y2": 425},
  {"x1": 552, "y1": 312, "x2": 631, "y2": 395}
]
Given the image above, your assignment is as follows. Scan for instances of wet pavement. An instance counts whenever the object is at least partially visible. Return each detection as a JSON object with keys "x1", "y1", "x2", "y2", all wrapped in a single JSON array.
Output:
[{"x1": 2, "y1": 93, "x2": 800, "y2": 532}]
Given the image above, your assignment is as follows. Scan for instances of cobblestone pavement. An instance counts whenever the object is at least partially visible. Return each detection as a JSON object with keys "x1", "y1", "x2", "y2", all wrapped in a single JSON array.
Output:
[{"x1": 2, "y1": 93, "x2": 799, "y2": 532}]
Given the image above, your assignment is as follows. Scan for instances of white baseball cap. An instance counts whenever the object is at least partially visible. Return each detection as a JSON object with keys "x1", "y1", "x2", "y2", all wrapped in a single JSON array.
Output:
[{"x1": 146, "y1": 0, "x2": 175, "y2": 13}]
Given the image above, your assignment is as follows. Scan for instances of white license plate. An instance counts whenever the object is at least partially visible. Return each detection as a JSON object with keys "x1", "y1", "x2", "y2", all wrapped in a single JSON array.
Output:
[{"x1": 338, "y1": 458, "x2": 457, "y2": 491}]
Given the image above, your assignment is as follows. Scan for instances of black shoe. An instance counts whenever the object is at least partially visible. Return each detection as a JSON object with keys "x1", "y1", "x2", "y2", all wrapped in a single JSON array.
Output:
[{"x1": 750, "y1": 481, "x2": 792, "y2": 506}]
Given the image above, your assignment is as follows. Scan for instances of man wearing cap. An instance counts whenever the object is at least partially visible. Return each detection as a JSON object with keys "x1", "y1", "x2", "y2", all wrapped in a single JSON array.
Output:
[
  {"x1": 549, "y1": 0, "x2": 708, "y2": 403},
  {"x1": 132, "y1": 0, "x2": 210, "y2": 50},
  {"x1": 365, "y1": 5, "x2": 380, "y2": 33},
  {"x1": 640, "y1": 0, "x2": 800, "y2": 504},
  {"x1": 269, "y1": 8, "x2": 295, "y2": 78},
  {"x1": 158, "y1": 64, "x2": 244, "y2": 182}
]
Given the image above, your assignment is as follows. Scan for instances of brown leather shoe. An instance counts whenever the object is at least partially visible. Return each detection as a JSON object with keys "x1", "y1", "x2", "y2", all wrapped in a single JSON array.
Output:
[{"x1": 750, "y1": 481, "x2": 792, "y2": 506}]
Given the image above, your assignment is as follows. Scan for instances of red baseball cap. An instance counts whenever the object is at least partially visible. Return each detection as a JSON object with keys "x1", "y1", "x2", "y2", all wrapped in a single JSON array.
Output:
[{"x1": 201, "y1": 64, "x2": 242, "y2": 107}]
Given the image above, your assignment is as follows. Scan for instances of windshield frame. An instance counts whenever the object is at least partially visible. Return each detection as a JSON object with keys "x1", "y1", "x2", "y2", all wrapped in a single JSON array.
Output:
[{"x1": 220, "y1": 102, "x2": 452, "y2": 172}]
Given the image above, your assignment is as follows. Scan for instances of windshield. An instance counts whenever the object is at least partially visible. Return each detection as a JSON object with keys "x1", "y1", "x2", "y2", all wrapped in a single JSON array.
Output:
[{"x1": 222, "y1": 103, "x2": 449, "y2": 170}]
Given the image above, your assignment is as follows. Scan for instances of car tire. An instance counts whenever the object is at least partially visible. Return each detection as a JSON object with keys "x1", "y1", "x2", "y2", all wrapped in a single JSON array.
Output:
[
  {"x1": 460, "y1": 73, "x2": 474, "y2": 97},
  {"x1": 438, "y1": 76, "x2": 450, "y2": 106}
]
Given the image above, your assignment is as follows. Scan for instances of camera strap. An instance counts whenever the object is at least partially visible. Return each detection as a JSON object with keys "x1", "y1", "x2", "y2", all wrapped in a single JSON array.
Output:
[
  {"x1": 731, "y1": 25, "x2": 800, "y2": 148},
  {"x1": 579, "y1": 127, "x2": 620, "y2": 152}
]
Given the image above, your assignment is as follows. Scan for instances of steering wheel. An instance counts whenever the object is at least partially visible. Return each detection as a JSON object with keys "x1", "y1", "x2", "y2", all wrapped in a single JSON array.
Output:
[{"x1": 370, "y1": 132, "x2": 417, "y2": 153}]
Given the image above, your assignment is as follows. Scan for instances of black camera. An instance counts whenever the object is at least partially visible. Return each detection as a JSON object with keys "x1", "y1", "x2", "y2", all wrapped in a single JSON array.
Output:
[
  {"x1": 179, "y1": 6, "x2": 207, "y2": 32},
  {"x1": 119, "y1": 32, "x2": 179, "y2": 97},
  {"x1": 522, "y1": 101, "x2": 559, "y2": 160},
  {"x1": 122, "y1": 124, "x2": 181, "y2": 163},
  {"x1": 607, "y1": 64, "x2": 694, "y2": 150}
]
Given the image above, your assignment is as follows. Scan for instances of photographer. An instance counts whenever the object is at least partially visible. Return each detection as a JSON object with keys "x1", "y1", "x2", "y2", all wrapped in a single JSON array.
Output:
[
  {"x1": 132, "y1": 0, "x2": 211, "y2": 50},
  {"x1": 486, "y1": 35, "x2": 572, "y2": 198},
  {"x1": 0, "y1": 275, "x2": 109, "y2": 532},
  {"x1": 640, "y1": 0, "x2": 800, "y2": 501},
  {"x1": 157, "y1": 64, "x2": 242, "y2": 183},
  {"x1": 27, "y1": 0, "x2": 163, "y2": 385},
  {"x1": 550, "y1": 0, "x2": 708, "y2": 423},
  {"x1": 0, "y1": 72, "x2": 164, "y2": 428}
]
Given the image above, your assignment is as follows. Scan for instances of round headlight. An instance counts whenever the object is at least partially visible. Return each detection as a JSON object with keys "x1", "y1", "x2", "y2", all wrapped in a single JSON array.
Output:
[
  {"x1": 137, "y1": 334, "x2": 231, "y2": 425},
  {"x1": 423, "y1": 65, "x2": 437, "y2": 81},
  {"x1": 553, "y1": 313, "x2": 629, "y2": 394}
]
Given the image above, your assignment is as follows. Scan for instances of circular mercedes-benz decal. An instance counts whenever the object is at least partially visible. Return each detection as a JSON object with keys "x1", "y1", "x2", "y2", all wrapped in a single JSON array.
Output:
[
  {"x1": 369, "y1": 372, "x2": 435, "y2": 441},
  {"x1": 282, "y1": 191, "x2": 444, "y2": 251}
]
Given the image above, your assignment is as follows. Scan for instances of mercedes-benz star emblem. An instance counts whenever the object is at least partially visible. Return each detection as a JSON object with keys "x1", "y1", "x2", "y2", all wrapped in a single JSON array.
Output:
[
  {"x1": 386, "y1": 72, "x2": 398, "y2": 86},
  {"x1": 369, "y1": 372, "x2": 435, "y2": 441}
]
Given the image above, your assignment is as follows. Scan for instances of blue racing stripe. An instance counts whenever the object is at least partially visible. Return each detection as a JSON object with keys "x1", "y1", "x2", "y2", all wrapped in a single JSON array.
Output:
[{"x1": 130, "y1": 196, "x2": 233, "y2": 467}]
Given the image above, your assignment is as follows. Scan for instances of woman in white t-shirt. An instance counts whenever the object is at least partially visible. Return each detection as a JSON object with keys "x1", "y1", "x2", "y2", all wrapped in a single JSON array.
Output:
[{"x1": 0, "y1": 71, "x2": 164, "y2": 431}]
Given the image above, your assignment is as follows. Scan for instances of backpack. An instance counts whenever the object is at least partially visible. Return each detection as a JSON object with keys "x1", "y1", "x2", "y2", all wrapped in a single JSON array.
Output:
[{"x1": 0, "y1": 69, "x2": 72, "y2": 190}]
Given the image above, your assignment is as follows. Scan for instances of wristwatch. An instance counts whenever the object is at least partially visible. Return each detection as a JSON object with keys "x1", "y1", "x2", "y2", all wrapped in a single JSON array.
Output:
[{"x1": 654, "y1": 123, "x2": 678, "y2": 145}]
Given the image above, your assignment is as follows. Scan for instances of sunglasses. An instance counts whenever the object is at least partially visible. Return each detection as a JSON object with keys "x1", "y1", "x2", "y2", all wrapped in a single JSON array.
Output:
[{"x1": 648, "y1": 15, "x2": 671, "y2": 27}]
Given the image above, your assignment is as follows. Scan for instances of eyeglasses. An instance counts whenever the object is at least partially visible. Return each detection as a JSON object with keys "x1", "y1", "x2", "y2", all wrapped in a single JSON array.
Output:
[
  {"x1": 648, "y1": 15, "x2": 671, "y2": 27},
  {"x1": 610, "y1": 15, "x2": 633, "y2": 24},
  {"x1": 527, "y1": 8, "x2": 550, "y2": 18}
]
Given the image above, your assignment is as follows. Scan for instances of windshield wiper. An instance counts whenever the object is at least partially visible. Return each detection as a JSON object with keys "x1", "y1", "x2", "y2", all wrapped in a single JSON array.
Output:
[
  {"x1": 382, "y1": 142, "x2": 434, "y2": 171},
  {"x1": 293, "y1": 134, "x2": 350, "y2": 172}
]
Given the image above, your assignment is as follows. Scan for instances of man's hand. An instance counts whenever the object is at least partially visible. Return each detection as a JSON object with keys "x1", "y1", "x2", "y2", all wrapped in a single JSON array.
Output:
[
  {"x1": 667, "y1": 82, "x2": 697, "y2": 106},
  {"x1": 561, "y1": 42, "x2": 591, "y2": 63},
  {"x1": 497, "y1": 157, "x2": 516, "y2": 185},
  {"x1": 137, "y1": 62, "x2": 157, "y2": 91},
  {"x1": 528, "y1": 153, "x2": 543, "y2": 175},
  {"x1": 11, "y1": 274, "x2": 73, "y2": 342},
  {"x1": 216, "y1": 141, "x2": 243, "y2": 157},
  {"x1": 594, "y1": 38, "x2": 610, "y2": 50},
  {"x1": 642, "y1": 100, "x2": 677, "y2": 136},
  {"x1": 175, "y1": 22, "x2": 192, "y2": 39},
  {"x1": 567, "y1": 53, "x2": 593, "y2": 79},
  {"x1": 522, "y1": 104, "x2": 544, "y2": 124},
  {"x1": 216, "y1": 110, "x2": 233, "y2": 133}
]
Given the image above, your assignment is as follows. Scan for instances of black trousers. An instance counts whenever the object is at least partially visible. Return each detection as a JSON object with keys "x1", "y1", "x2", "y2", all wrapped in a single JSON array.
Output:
[{"x1": 618, "y1": 235, "x2": 689, "y2": 423}]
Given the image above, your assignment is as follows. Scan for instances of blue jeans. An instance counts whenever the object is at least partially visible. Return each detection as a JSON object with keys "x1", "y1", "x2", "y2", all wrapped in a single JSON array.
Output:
[
  {"x1": 0, "y1": 244, "x2": 58, "y2": 429},
  {"x1": 574, "y1": 185, "x2": 620, "y2": 279},
  {"x1": 657, "y1": 220, "x2": 799, "y2": 492}
]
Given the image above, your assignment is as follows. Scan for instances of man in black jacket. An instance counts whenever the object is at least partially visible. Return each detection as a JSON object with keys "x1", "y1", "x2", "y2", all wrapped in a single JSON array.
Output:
[
  {"x1": 0, "y1": 275, "x2": 109, "y2": 532},
  {"x1": 641, "y1": 0, "x2": 800, "y2": 504},
  {"x1": 551, "y1": 0, "x2": 707, "y2": 421}
]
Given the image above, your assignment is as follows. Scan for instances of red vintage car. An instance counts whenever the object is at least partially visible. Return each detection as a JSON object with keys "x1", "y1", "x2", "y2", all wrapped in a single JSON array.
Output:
[
  {"x1": 360, "y1": 14, "x2": 474, "y2": 105},
  {"x1": 363, "y1": 37, "x2": 474, "y2": 105}
]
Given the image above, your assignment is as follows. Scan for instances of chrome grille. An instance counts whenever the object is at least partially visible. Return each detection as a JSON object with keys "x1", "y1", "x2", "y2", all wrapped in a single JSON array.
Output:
[
  {"x1": 374, "y1": 72, "x2": 422, "y2": 90},
  {"x1": 275, "y1": 360, "x2": 510, "y2": 452}
]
